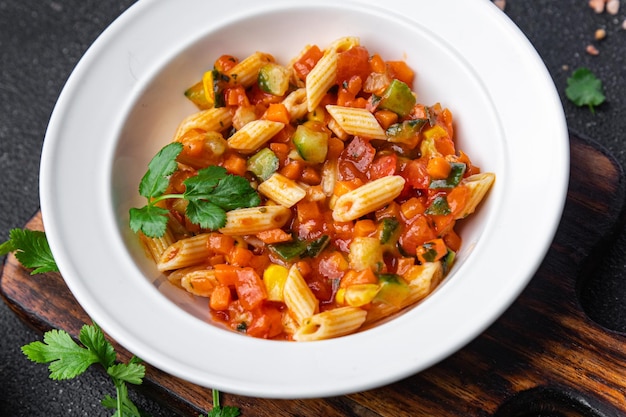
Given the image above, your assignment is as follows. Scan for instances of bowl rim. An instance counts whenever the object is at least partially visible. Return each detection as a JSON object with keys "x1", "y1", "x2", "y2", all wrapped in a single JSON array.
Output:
[{"x1": 39, "y1": 0, "x2": 569, "y2": 398}]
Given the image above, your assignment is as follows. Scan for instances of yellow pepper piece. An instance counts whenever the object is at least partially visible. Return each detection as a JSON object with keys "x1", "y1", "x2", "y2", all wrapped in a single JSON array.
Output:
[
  {"x1": 343, "y1": 283, "x2": 380, "y2": 307},
  {"x1": 263, "y1": 264, "x2": 289, "y2": 302}
]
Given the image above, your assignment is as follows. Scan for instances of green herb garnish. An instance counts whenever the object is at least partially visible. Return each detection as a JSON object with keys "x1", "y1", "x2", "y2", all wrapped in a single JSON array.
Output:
[
  {"x1": 565, "y1": 67, "x2": 606, "y2": 113},
  {"x1": 129, "y1": 142, "x2": 261, "y2": 238},
  {"x1": 0, "y1": 228, "x2": 58, "y2": 274}
]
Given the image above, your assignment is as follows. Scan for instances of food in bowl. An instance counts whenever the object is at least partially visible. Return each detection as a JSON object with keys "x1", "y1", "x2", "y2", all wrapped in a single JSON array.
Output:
[{"x1": 129, "y1": 37, "x2": 495, "y2": 341}]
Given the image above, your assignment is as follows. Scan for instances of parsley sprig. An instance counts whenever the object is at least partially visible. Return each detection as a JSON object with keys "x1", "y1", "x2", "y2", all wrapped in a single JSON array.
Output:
[
  {"x1": 565, "y1": 67, "x2": 606, "y2": 113},
  {"x1": 0, "y1": 228, "x2": 58, "y2": 274},
  {"x1": 22, "y1": 323, "x2": 148, "y2": 417},
  {"x1": 129, "y1": 142, "x2": 261, "y2": 238}
]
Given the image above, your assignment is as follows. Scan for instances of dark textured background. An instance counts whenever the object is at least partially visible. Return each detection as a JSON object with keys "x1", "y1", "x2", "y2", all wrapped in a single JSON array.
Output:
[{"x1": 1, "y1": 1, "x2": 624, "y2": 415}]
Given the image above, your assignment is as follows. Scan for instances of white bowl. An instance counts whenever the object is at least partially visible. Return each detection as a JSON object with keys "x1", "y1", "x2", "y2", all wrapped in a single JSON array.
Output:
[{"x1": 39, "y1": 0, "x2": 569, "y2": 398}]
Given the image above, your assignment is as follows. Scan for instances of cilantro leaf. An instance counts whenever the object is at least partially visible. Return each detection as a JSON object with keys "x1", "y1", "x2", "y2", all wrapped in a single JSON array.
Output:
[
  {"x1": 129, "y1": 142, "x2": 262, "y2": 238},
  {"x1": 22, "y1": 329, "x2": 100, "y2": 380},
  {"x1": 107, "y1": 361, "x2": 146, "y2": 386},
  {"x1": 565, "y1": 67, "x2": 606, "y2": 113},
  {"x1": 186, "y1": 200, "x2": 228, "y2": 230},
  {"x1": 129, "y1": 205, "x2": 170, "y2": 237},
  {"x1": 202, "y1": 389, "x2": 241, "y2": 417},
  {"x1": 79, "y1": 322, "x2": 116, "y2": 369},
  {"x1": 207, "y1": 174, "x2": 262, "y2": 210},
  {"x1": 138, "y1": 142, "x2": 183, "y2": 198},
  {"x1": 0, "y1": 228, "x2": 58, "y2": 274}
]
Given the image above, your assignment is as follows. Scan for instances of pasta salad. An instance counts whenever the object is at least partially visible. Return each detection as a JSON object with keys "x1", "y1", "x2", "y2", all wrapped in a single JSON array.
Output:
[{"x1": 130, "y1": 37, "x2": 495, "y2": 341}]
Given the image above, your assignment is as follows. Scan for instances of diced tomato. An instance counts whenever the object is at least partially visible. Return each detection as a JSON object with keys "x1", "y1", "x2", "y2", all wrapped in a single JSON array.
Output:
[
  {"x1": 338, "y1": 136, "x2": 376, "y2": 180},
  {"x1": 400, "y1": 159, "x2": 430, "y2": 190},
  {"x1": 293, "y1": 45, "x2": 323, "y2": 81},
  {"x1": 368, "y1": 154, "x2": 398, "y2": 180},
  {"x1": 234, "y1": 267, "x2": 267, "y2": 310},
  {"x1": 399, "y1": 214, "x2": 436, "y2": 255},
  {"x1": 337, "y1": 46, "x2": 371, "y2": 85},
  {"x1": 246, "y1": 304, "x2": 284, "y2": 339}
]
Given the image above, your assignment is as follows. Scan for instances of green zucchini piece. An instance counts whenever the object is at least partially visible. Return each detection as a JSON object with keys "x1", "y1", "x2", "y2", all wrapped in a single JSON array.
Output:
[
  {"x1": 258, "y1": 63, "x2": 290, "y2": 96},
  {"x1": 386, "y1": 119, "x2": 427, "y2": 145},
  {"x1": 378, "y1": 79, "x2": 416, "y2": 117},
  {"x1": 380, "y1": 218, "x2": 400, "y2": 245},
  {"x1": 247, "y1": 148, "x2": 279, "y2": 181},
  {"x1": 293, "y1": 124, "x2": 329, "y2": 164},
  {"x1": 375, "y1": 273, "x2": 410, "y2": 307}
]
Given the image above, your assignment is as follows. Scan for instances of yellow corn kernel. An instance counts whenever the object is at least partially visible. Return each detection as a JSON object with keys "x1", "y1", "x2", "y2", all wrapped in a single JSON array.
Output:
[
  {"x1": 344, "y1": 284, "x2": 380, "y2": 307},
  {"x1": 263, "y1": 264, "x2": 289, "y2": 302}
]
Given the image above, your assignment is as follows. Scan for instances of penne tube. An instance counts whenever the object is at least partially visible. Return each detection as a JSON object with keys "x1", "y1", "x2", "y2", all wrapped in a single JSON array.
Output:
[
  {"x1": 218, "y1": 205, "x2": 291, "y2": 235},
  {"x1": 306, "y1": 49, "x2": 338, "y2": 112},
  {"x1": 139, "y1": 227, "x2": 175, "y2": 263},
  {"x1": 226, "y1": 51, "x2": 274, "y2": 88},
  {"x1": 332, "y1": 175, "x2": 406, "y2": 222},
  {"x1": 456, "y1": 172, "x2": 496, "y2": 219},
  {"x1": 282, "y1": 88, "x2": 308, "y2": 121},
  {"x1": 180, "y1": 268, "x2": 219, "y2": 297},
  {"x1": 157, "y1": 234, "x2": 212, "y2": 271},
  {"x1": 325, "y1": 105, "x2": 387, "y2": 140},
  {"x1": 227, "y1": 119, "x2": 285, "y2": 154},
  {"x1": 326, "y1": 36, "x2": 360, "y2": 53},
  {"x1": 293, "y1": 306, "x2": 367, "y2": 341},
  {"x1": 283, "y1": 264, "x2": 319, "y2": 325},
  {"x1": 174, "y1": 107, "x2": 233, "y2": 141},
  {"x1": 257, "y1": 172, "x2": 307, "y2": 208},
  {"x1": 365, "y1": 261, "x2": 444, "y2": 324}
]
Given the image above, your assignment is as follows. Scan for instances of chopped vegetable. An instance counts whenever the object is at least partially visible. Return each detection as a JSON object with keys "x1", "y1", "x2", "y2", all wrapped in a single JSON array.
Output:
[
  {"x1": 378, "y1": 79, "x2": 416, "y2": 117},
  {"x1": 258, "y1": 63, "x2": 291, "y2": 96},
  {"x1": 429, "y1": 162, "x2": 466, "y2": 189},
  {"x1": 247, "y1": 147, "x2": 279, "y2": 181},
  {"x1": 293, "y1": 124, "x2": 329, "y2": 164}
]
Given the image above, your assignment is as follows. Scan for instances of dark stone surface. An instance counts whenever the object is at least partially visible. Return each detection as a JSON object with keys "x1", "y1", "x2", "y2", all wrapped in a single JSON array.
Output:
[{"x1": 1, "y1": 1, "x2": 624, "y2": 415}]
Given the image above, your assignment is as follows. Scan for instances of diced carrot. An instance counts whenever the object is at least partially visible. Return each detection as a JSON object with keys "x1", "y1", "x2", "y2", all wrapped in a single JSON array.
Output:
[
  {"x1": 256, "y1": 228, "x2": 293, "y2": 244},
  {"x1": 222, "y1": 153, "x2": 247, "y2": 176},
  {"x1": 427, "y1": 156, "x2": 452, "y2": 180},
  {"x1": 209, "y1": 284, "x2": 232, "y2": 311},
  {"x1": 228, "y1": 245, "x2": 253, "y2": 267},
  {"x1": 375, "y1": 201, "x2": 401, "y2": 221},
  {"x1": 447, "y1": 185, "x2": 469, "y2": 219},
  {"x1": 279, "y1": 160, "x2": 303, "y2": 180},
  {"x1": 400, "y1": 197, "x2": 426, "y2": 219},
  {"x1": 295, "y1": 260, "x2": 312, "y2": 278},
  {"x1": 458, "y1": 150, "x2": 481, "y2": 176},
  {"x1": 337, "y1": 88, "x2": 356, "y2": 107},
  {"x1": 416, "y1": 238, "x2": 448, "y2": 264},
  {"x1": 353, "y1": 97, "x2": 368, "y2": 109},
  {"x1": 386, "y1": 60, "x2": 415, "y2": 86},
  {"x1": 271, "y1": 123, "x2": 295, "y2": 144},
  {"x1": 395, "y1": 257, "x2": 415, "y2": 276},
  {"x1": 374, "y1": 110, "x2": 398, "y2": 130},
  {"x1": 443, "y1": 229, "x2": 463, "y2": 252},
  {"x1": 208, "y1": 233, "x2": 235, "y2": 255},
  {"x1": 296, "y1": 200, "x2": 321, "y2": 222},
  {"x1": 246, "y1": 305, "x2": 284, "y2": 339},
  {"x1": 214, "y1": 264, "x2": 239, "y2": 286},
  {"x1": 208, "y1": 255, "x2": 226, "y2": 266},
  {"x1": 300, "y1": 166, "x2": 321, "y2": 185},
  {"x1": 354, "y1": 219, "x2": 377, "y2": 237},
  {"x1": 339, "y1": 268, "x2": 378, "y2": 289},
  {"x1": 333, "y1": 179, "x2": 363, "y2": 197},
  {"x1": 369, "y1": 53, "x2": 386, "y2": 74},
  {"x1": 263, "y1": 103, "x2": 290, "y2": 124},
  {"x1": 441, "y1": 108, "x2": 454, "y2": 138},
  {"x1": 327, "y1": 137, "x2": 345, "y2": 160}
]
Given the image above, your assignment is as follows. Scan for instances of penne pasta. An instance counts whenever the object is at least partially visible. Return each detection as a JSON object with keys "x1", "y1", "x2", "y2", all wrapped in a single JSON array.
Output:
[
  {"x1": 257, "y1": 172, "x2": 307, "y2": 208},
  {"x1": 283, "y1": 264, "x2": 319, "y2": 325},
  {"x1": 226, "y1": 51, "x2": 274, "y2": 88},
  {"x1": 180, "y1": 268, "x2": 219, "y2": 297},
  {"x1": 325, "y1": 105, "x2": 387, "y2": 140},
  {"x1": 157, "y1": 234, "x2": 212, "y2": 271},
  {"x1": 306, "y1": 49, "x2": 338, "y2": 112},
  {"x1": 456, "y1": 172, "x2": 496, "y2": 219},
  {"x1": 227, "y1": 119, "x2": 285, "y2": 153},
  {"x1": 332, "y1": 175, "x2": 406, "y2": 222},
  {"x1": 282, "y1": 88, "x2": 308, "y2": 121},
  {"x1": 174, "y1": 107, "x2": 233, "y2": 141},
  {"x1": 293, "y1": 306, "x2": 367, "y2": 341},
  {"x1": 218, "y1": 206, "x2": 291, "y2": 235}
]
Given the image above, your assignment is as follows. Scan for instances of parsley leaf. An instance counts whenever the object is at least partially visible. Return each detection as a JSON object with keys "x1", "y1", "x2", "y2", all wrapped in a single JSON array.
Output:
[
  {"x1": 0, "y1": 228, "x2": 58, "y2": 274},
  {"x1": 22, "y1": 323, "x2": 148, "y2": 417},
  {"x1": 130, "y1": 143, "x2": 261, "y2": 238},
  {"x1": 202, "y1": 389, "x2": 241, "y2": 417},
  {"x1": 565, "y1": 67, "x2": 606, "y2": 113}
]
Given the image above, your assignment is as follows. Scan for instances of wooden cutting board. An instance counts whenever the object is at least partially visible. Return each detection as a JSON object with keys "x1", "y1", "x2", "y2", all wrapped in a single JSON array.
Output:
[{"x1": 2, "y1": 132, "x2": 626, "y2": 416}]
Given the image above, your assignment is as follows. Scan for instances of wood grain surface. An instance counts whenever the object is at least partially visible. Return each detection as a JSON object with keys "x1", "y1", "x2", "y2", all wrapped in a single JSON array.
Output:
[{"x1": 2, "y1": 132, "x2": 626, "y2": 417}]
